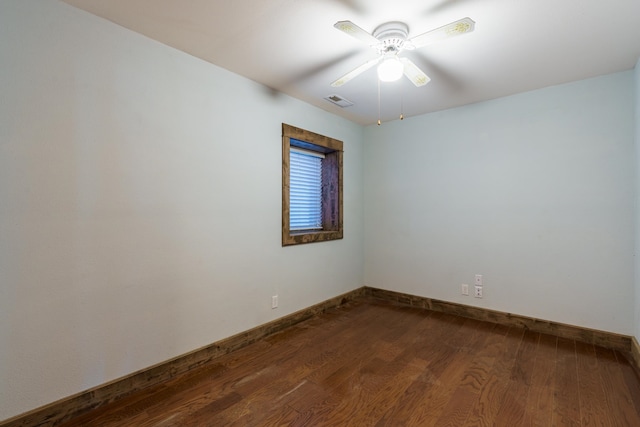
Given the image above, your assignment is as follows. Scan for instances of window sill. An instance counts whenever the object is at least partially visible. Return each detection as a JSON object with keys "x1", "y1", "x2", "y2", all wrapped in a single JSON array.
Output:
[{"x1": 283, "y1": 229, "x2": 343, "y2": 246}]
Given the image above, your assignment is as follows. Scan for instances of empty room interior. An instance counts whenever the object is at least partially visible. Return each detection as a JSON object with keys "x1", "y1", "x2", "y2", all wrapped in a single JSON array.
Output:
[{"x1": 3, "y1": 0, "x2": 640, "y2": 425}]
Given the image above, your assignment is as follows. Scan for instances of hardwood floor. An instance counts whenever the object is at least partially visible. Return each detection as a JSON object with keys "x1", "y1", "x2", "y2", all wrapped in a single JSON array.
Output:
[{"x1": 59, "y1": 299, "x2": 640, "y2": 426}]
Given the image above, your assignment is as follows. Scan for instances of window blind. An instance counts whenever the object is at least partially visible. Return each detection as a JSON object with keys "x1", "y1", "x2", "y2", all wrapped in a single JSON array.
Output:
[{"x1": 290, "y1": 147, "x2": 324, "y2": 231}]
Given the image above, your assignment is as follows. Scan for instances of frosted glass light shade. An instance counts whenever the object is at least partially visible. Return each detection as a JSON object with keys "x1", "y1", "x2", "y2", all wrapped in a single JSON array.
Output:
[{"x1": 377, "y1": 57, "x2": 404, "y2": 82}]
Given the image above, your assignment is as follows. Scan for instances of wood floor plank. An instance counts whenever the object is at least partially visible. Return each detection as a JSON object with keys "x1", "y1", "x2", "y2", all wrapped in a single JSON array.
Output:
[
  {"x1": 615, "y1": 350, "x2": 640, "y2": 419},
  {"x1": 552, "y1": 337, "x2": 581, "y2": 426},
  {"x1": 348, "y1": 357, "x2": 429, "y2": 427},
  {"x1": 311, "y1": 357, "x2": 410, "y2": 426},
  {"x1": 596, "y1": 346, "x2": 640, "y2": 426},
  {"x1": 434, "y1": 322, "x2": 502, "y2": 426},
  {"x1": 56, "y1": 300, "x2": 640, "y2": 427},
  {"x1": 464, "y1": 327, "x2": 524, "y2": 426},
  {"x1": 389, "y1": 319, "x2": 496, "y2": 427},
  {"x1": 337, "y1": 309, "x2": 437, "y2": 426},
  {"x1": 277, "y1": 305, "x2": 419, "y2": 424},
  {"x1": 491, "y1": 329, "x2": 538, "y2": 425},
  {"x1": 373, "y1": 314, "x2": 468, "y2": 426},
  {"x1": 575, "y1": 341, "x2": 611, "y2": 427},
  {"x1": 224, "y1": 304, "x2": 398, "y2": 424},
  {"x1": 299, "y1": 308, "x2": 431, "y2": 424},
  {"x1": 522, "y1": 332, "x2": 557, "y2": 427}
]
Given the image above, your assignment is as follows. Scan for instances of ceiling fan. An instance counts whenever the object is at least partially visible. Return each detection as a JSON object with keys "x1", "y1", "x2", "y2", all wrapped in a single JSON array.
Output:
[{"x1": 331, "y1": 17, "x2": 475, "y2": 87}]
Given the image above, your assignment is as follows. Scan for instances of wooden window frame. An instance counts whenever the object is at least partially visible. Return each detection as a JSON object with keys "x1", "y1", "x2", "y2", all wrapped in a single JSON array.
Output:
[{"x1": 282, "y1": 123, "x2": 343, "y2": 246}]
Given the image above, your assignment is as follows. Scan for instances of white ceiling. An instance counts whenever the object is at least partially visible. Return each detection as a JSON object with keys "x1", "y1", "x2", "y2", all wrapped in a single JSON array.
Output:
[{"x1": 62, "y1": 0, "x2": 640, "y2": 126}]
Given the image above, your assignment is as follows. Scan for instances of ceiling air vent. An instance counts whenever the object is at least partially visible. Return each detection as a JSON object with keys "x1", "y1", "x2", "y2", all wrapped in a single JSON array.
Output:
[{"x1": 324, "y1": 94, "x2": 354, "y2": 108}]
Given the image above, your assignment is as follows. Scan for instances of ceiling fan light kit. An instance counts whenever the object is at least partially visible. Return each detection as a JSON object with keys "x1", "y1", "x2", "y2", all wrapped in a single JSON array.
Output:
[{"x1": 377, "y1": 56, "x2": 404, "y2": 82}]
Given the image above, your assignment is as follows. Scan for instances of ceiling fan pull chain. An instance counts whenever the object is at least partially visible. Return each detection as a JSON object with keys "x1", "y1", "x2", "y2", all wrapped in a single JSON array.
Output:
[
  {"x1": 400, "y1": 82, "x2": 404, "y2": 120},
  {"x1": 377, "y1": 78, "x2": 381, "y2": 126}
]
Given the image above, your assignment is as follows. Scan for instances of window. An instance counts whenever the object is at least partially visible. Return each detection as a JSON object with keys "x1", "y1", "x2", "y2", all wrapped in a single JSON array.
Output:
[
  {"x1": 289, "y1": 148, "x2": 324, "y2": 231},
  {"x1": 282, "y1": 123, "x2": 343, "y2": 246}
]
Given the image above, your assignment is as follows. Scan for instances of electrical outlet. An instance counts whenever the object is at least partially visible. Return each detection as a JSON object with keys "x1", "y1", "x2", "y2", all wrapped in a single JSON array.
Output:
[
  {"x1": 474, "y1": 286, "x2": 483, "y2": 298},
  {"x1": 475, "y1": 274, "x2": 483, "y2": 286},
  {"x1": 272, "y1": 295, "x2": 278, "y2": 309},
  {"x1": 461, "y1": 284, "x2": 469, "y2": 296}
]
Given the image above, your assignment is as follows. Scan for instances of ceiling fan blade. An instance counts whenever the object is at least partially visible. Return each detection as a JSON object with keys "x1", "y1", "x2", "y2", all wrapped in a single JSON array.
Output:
[
  {"x1": 334, "y1": 20, "x2": 379, "y2": 46},
  {"x1": 407, "y1": 17, "x2": 475, "y2": 49},
  {"x1": 400, "y1": 58, "x2": 431, "y2": 87},
  {"x1": 331, "y1": 56, "x2": 382, "y2": 87}
]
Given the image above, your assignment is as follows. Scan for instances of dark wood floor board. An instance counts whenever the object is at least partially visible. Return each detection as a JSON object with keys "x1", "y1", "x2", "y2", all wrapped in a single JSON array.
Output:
[
  {"x1": 347, "y1": 357, "x2": 429, "y2": 427},
  {"x1": 222, "y1": 344, "x2": 303, "y2": 395},
  {"x1": 286, "y1": 361, "x2": 383, "y2": 427},
  {"x1": 596, "y1": 346, "x2": 640, "y2": 425},
  {"x1": 450, "y1": 317, "x2": 496, "y2": 355},
  {"x1": 615, "y1": 350, "x2": 640, "y2": 418},
  {"x1": 375, "y1": 308, "x2": 436, "y2": 363},
  {"x1": 461, "y1": 371, "x2": 501, "y2": 427},
  {"x1": 224, "y1": 303, "x2": 371, "y2": 392},
  {"x1": 374, "y1": 355, "x2": 467, "y2": 427},
  {"x1": 408, "y1": 312, "x2": 467, "y2": 363},
  {"x1": 303, "y1": 304, "x2": 423, "y2": 388},
  {"x1": 272, "y1": 380, "x2": 331, "y2": 421},
  {"x1": 388, "y1": 320, "x2": 498, "y2": 425},
  {"x1": 285, "y1": 320, "x2": 364, "y2": 375},
  {"x1": 376, "y1": 306, "x2": 440, "y2": 367},
  {"x1": 183, "y1": 366, "x2": 302, "y2": 424},
  {"x1": 435, "y1": 388, "x2": 477, "y2": 427},
  {"x1": 456, "y1": 322, "x2": 502, "y2": 395},
  {"x1": 493, "y1": 329, "x2": 539, "y2": 425},
  {"x1": 433, "y1": 321, "x2": 502, "y2": 426},
  {"x1": 228, "y1": 403, "x2": 301, "y2": 427},
  {"x1": 388, "y1": 350, "x2": 468, "y2": 427},
  {"x1": 521, "y1": 332, "x2": 557, "y2": 426},
  {"x1": 275, "y1": 304, "x2": 420, "y2": 424},
  {"x1": 374, "y1": 305, "x2": 421, "y2": 338},
  {"x1": 462, "y1": 327, "x2": 524, "y2": 426},
  {"x1": 56, "y1": 300, "x2": 640, "y2": 427},
  {"x1": 325, "y1": 311, "x2": 439, "y2": 426},
  {"x1": 574, "y1": 341, "x2": 611, "y2": 427},
  {"x1": 217, "y1": 304, "x2": 398, "y2": 424},
  {"x1": 305, "y1": 356, "x2": 411, "y2": 426},
  {"x1": 373, "y1": 315, "x2": 471, "y2": 426},
  {"x1": 397, "y1": 320, "x2": 498, "y2": 427},
  {"x1": 193, "y1": 376, "x2": 296, "y2": 425},
  {"x1": 552, "y1": 337, "x2": 581, "y2": 426},
  {"x1": 302, "y1": 328, "x2": 387, "y2": 387}
]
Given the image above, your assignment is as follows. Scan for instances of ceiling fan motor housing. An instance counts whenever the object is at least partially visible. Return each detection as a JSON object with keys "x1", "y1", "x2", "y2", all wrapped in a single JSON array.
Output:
[{"x1": 373, "y1": 21, "x2": 409, "y2": 54}]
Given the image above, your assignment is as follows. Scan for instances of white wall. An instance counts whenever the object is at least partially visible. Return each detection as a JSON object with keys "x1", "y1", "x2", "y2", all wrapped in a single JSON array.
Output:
[
  {"x1": 364, "y1": 71, "x2": 635, "y2": 335},
  {"x1": 0, "y1": 1, "x2": 364, "y2": 421}
]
